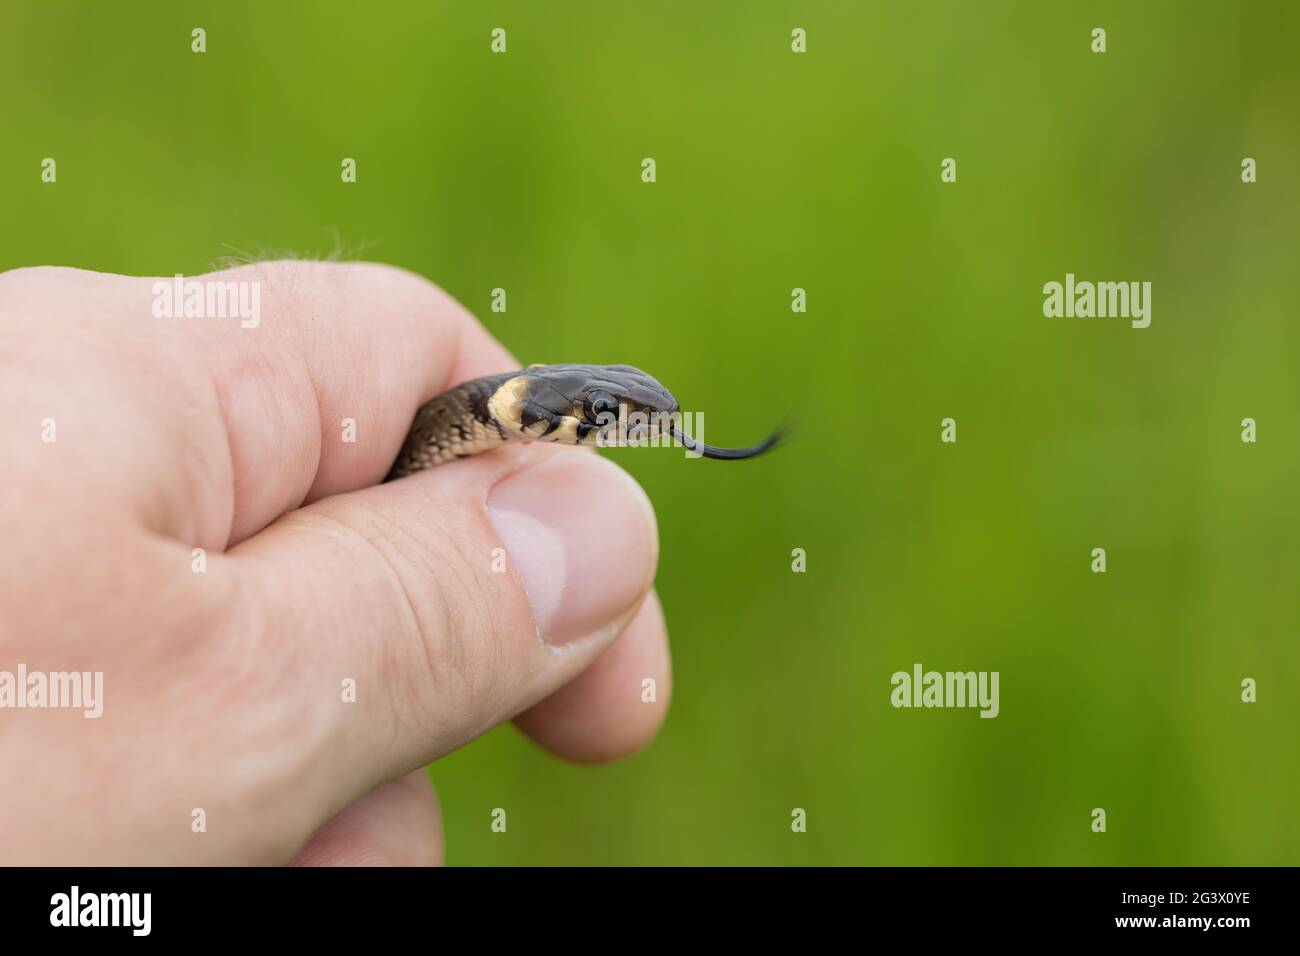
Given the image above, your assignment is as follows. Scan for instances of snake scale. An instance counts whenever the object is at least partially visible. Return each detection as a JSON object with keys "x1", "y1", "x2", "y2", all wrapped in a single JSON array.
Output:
[{"x1": 386, "y1": 364, "x2": 780, "y2": 479}]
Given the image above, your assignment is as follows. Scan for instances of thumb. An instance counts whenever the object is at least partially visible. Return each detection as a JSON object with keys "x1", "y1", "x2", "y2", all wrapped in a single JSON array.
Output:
[{"x1": 227, "y1": 445, "x2": 658, "y2": 798}]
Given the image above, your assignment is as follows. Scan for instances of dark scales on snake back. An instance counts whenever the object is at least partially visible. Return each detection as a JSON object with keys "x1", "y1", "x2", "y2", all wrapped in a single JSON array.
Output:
[{"x1": 386, "y1": 364, "x2": 781, "y2": 479}]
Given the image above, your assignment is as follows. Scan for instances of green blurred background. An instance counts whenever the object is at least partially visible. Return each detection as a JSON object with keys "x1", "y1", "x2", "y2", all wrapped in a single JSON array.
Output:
[{"x1": 4, "y1": 1, "x2": 1297, "y2": 864}]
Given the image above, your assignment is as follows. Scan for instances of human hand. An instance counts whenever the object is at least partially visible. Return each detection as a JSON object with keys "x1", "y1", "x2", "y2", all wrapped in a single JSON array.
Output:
[{"x1": 0, "y1": 262, "x2": 669, "y2": 865}]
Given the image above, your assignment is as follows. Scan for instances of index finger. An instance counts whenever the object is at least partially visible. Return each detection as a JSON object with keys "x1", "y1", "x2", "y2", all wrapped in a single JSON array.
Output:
[{"x1": 187, "y1": 260, "x2": 515, "y2": 544}]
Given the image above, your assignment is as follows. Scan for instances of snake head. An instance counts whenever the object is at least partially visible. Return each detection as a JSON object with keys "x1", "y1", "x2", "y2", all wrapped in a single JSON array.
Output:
[{"x1": 488, "y1": 363, "x2": 679, "y2": 446}]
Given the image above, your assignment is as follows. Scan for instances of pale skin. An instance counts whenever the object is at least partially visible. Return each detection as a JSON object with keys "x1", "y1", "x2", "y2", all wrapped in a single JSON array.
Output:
[{"x1": 0, "y1": 262, "x2": 670, "y2": 865}]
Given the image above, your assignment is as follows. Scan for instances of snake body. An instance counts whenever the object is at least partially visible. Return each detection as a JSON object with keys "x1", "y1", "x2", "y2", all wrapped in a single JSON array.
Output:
[{"x1": 387, "y1": 363, "x2": 779, "y2": 479}]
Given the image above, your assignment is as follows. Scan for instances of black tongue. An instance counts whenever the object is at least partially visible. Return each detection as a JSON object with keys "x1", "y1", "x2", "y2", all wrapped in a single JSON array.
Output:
[{"x1": 670, "y1": 426, "x2": 781, "y2": 460}]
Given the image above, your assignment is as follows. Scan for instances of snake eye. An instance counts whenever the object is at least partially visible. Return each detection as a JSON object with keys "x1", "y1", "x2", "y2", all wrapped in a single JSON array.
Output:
[{"x1": 583, "y1": 391, "x2": 618, "y2": 422}]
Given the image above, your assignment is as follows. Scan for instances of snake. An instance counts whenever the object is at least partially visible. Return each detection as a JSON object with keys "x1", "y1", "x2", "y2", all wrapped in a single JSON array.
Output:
[{"x1": 386, "y1": 363, "x2": 781, "y2": 479}]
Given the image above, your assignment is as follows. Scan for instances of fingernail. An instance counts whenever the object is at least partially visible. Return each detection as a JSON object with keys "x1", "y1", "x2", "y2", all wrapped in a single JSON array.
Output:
[{"x1": 487, "y1": 453, "x2": 657, "y2": 645}]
